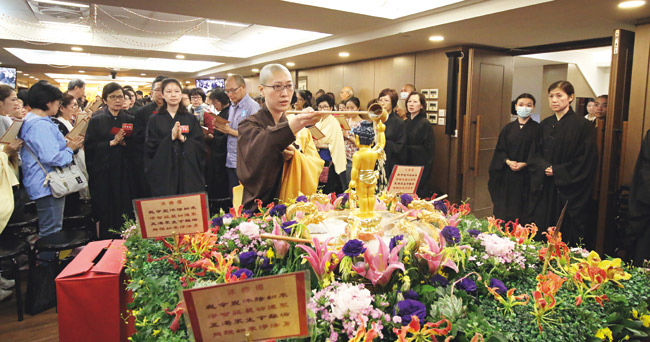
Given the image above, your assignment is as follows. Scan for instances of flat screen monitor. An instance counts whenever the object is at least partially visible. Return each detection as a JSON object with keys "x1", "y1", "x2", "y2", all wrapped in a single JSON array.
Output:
[
  {"x1": 0, "y1": 67, "x2": 17, "y2": 88},
  {"x1": 195, "y1": 79, "x2": 225, "y2": 93}
]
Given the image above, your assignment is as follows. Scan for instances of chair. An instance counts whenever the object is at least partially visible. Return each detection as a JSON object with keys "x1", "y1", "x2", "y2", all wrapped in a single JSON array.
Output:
[
  {"x1": 4, "y1": 215, "x2": 39, "y2": 239},
  {"x1": 0, "y1": 239, "x2": 30, "y2": 321},
  {"x1": 33, "y1": 230, "x2": 92, "y2": 264}
]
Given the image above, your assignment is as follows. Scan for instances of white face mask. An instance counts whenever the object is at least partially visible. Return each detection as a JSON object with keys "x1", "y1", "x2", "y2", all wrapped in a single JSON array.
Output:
[
  {"x1": 516, "y1": 106, "x2": 533, "y2": 118},
  {"x1": 400, "y1": 92, "x2": 409, "y2": 100}
]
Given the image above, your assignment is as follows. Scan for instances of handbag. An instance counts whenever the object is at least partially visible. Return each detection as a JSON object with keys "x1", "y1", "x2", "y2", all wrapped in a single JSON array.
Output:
[{"x1": 24, "y1": 144, "x2": 88, "y2": 199}]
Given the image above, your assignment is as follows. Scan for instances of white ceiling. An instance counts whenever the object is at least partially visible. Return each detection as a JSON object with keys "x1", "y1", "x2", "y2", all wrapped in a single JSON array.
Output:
[{"x1": 0, "y1": 0, "x2": 648, "y2": 88}]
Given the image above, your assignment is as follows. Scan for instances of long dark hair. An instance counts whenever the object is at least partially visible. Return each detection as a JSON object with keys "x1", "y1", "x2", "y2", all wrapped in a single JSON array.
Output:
[{"x1": 159, "y1": 78, "x2": 190, "y2": 116}]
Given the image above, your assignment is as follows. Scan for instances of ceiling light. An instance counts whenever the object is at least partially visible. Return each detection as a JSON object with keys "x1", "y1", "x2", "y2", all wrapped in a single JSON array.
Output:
[
  {"x1": 209, "y1": 76, "x2": 215, "y2": 80},
  {"x1": 33, "y1": 0, "x2": 90, "y2": 8},
  {"x1": 206, "y1": 19, "x2": 249, "y2": 28},
  {"x1": 185, "y1": 81, "x2": 190, "y2": 84},
  {"x1": 251, "y1": 68, "x2": 259, "y2": 73},
  {"x1": 71, "y1": 46, "x2": 83, "y2": 51},
  {"x1": 282, "y1": 0, "x2": 463, "y2": 20},
  {"x1": 286, "y1": 62, "x2": 295, "y2": 67},
  {"x1": 429, "y1": 35, "x2": 444, "y2": 42},
  {"x1": 618, "y1": 0, "x2": 645, "y2": 8},
  {"x1": 79, "y1": 70, "x2": 85, "y2": 73},
  {"x1": 339, "y1": 52, "x2": 350, "y2": 57},
  {"x1": 7, "y1": 48, "x2": 222, "y2": 73},
  {"x1": 227, "y1": 73, "x2": 233, "y2": 76},
  {"x1": 29, "y1": 76, "x2": 34, "y2": 79},
  {"x1": 140, "y1": 73, "x2": 146, "y2": 76},
  {"x1": 17, "y1": 71, "x2": 22, "y2": 74},
  {"x1": 23, "y1": 74, "x2": 29, "y2": 76},
  {"x1": 176, "y1": 54, "x2": 185, "y2": 59}
]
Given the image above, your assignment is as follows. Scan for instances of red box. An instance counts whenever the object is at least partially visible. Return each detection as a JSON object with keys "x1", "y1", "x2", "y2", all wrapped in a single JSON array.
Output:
[{"x1": 56, "y1": 240, "x2": 135, "y2": 342}]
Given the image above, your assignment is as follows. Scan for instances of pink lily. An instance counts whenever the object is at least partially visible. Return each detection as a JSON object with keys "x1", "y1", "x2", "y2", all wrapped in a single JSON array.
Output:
[
  {"x1": 448, "y1": 213, "x2": 461, "y2": 227},
  {"x1": 271, "y1": 220, "x2": 290, "y2": 259},
  {"x1": 418, "y1": 233, "x2": 459, "y2": 274},
  {"x1": 296, "y1": 237, "x2": 336, "y2": 282},
  {"x1": 352, "y1": 235, "x2": 406, "y2": 286}
]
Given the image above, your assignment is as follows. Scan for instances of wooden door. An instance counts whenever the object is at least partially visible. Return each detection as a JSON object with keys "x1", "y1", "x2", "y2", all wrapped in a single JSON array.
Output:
[
  {"x1": 461, "y1": 48, "x2": 514, "y2": 218},
  {"x1": 596, "y1": 29, "x2": 635, "y2": 254}
]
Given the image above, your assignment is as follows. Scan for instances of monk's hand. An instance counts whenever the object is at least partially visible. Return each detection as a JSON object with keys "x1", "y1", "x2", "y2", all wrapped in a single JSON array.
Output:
[
  {"x1": 516, "y1": 162, "x2": 527, "y2": 171},
  {"x1": 171, "y1": 121, "x2": 181, "y2": 140},
  {"x1": 288, "y1": 107, "x2": 321, "y2": 134},
  {"x1": 545, "y1": 166, "x2": 553, "y2": 176},
  {"x1": 282, "y1": 145, "x2": 296, "y2": 161}
]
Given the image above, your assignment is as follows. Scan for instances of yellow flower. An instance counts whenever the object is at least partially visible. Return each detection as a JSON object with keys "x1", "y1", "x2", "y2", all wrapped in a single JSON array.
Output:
[
  {"x1": 403, "y1": 256, "x2": 410, "y2": 263},
  {"x1": 595, "y1": 327, "x2": 613, "y2": 341},
  {"x1": 152, "y1": 329, "x2": 161, "y2": 337},
  {"x1": 138, "y1": 280, "x2": 143, "y2": 285},
  {"x1": 266, "y1": 249, "x2": 275, "y2": 259},
  {"x1": 641, "y1": 315, "x2": 650, "y2": 328},
  {"x1": 153, "y1": 317, "x2": 160, "y2": 324},
  {"x1": 633, "y1": 309, "x2": 639, "y2": 319}
]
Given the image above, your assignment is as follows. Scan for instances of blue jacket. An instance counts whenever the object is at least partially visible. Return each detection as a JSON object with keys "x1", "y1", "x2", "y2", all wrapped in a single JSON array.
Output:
[{"x1": 19, "y1": 113, "x2": 74, "y2": 200}]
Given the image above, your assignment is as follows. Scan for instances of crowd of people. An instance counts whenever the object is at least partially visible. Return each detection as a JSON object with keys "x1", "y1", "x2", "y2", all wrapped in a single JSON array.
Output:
[{"x1": 1, "y1": 62, "x2": 648, "y2": 301}]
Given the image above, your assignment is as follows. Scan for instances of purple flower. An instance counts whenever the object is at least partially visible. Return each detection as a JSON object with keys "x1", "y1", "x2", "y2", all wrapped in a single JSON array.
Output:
[
  {"x1": 296, "y1": 195, "x2": 308, "y2": 203},
  {"x1": 212, "y1": 216, "x2": 223, "y2": 227},
  {"x1": 281, "y1": 220, "x2": 297, "y2": 235},
  {"x1": 457, "y1": 277, "x2": 477, "y2": 293},
  {"x1": 269, "y1": 204, "x2": 287, "y2": 217},
  {"x1": 402, "y1": 290, "x2": 419, "y2": 300},
  {"x1": 242, "y1": 210, "x2": 253, "y2": 217},
  {"x1": 489, "y1": 278, "x2": 507, "y2": 295},
  {"x1": 468, "y1": 229, "x2": 481, "y2": 237},
  {"x1": 389, "y1": 235, "x2": 404, "y2": 251},
  {"x1": 430, "y1": 274, "x2": 449, "y2": 287},
  {"x1": 337, "y1": 193, "x2": 349, "y2": 206},
  {"x1": 395, "y1": 299, "x2": 426, "y2": 325},
  {"x1": 434, "y1": 200, "x2": 447, "y2": 215},
  {"x1": 400, "y1": 194, "x2": 413, "y2": 206},
  {"x1": 260, "y1": 257, "x2": 273, "y2": 271},
  {"x1": 238, "y1": 251, "x2": 257, "y2": 267},
  {"x1": 441, "y1": 225, "x2": 461, "y2": 245},
  {"x1": 233, "y1": 268, "x2": 253, "y2": 279},
  {"x1": 342, "y1": 239, "x2": 366, "y2": 257}
]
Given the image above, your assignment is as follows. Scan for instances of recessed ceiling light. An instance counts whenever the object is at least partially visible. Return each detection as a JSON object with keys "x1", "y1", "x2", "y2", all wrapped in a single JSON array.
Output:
[
  {"x1": 71, "y1": 46, "x2": 83, "y2": 51},
  {"x1": 286, "y1": 62, "x2": 295, "y2": 67},
  {"x1": 338, "y1": 52, "x2": 350, "y2": 57},
  {"x1": 185, "y1": 81, "x2": 190, "y2": 84},
  {"x1": 210, "y1": 76, "x2": 215, "y2": 80},
  {"x1": 176, "y1": 54, "x2": 185, "y2": 59},
  {"x1": 140, "y1": 73, "x2": 146, "y2": 76},
  {"x1": 227, "y1": 73, "x2": 233, "y2": 76},
  {"x1": 33, "y1": 0, "x2": 90, "y2": 8},
  {"x1": 23, "y1": 74, "x2": 29, "y2": 76},
  {"x1": 252, "y1": 68, "x2": 260, "y2": 73},
  {"x1": 29, "y1": 76, "x2": 34, "y2": 78},
  {"x1": 428, "y1": 35, "x2": 444, "y2": 42},
  {"x1": 618, "y1": 0, "x2": 645, "y2": 8},
  {"x1": 79, "y1": 70, "x2": 85, "y2": 73},
  {"x1": 17, "y1": 71, "x2": 22, "y2": 74}
]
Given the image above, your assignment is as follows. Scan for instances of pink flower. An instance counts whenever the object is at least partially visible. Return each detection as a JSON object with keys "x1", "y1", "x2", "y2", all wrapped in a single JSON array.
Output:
[
  {"x1": 271, "y1": 221, "x2": 290, "y2": 259},
  {"x1": 297, "y1": 237, "x2": 337, "y2": 282},
  {"x1": 237, "y1": 222, "x2": 260, "y2": 239},
  {"x1": 374, "y1": 199, "x2": 387, "y2": 211},
  {"x1": 352, "y1": 235, "x2": 405, "y2": 286},
  {"x1": 418, "y1": 233, "x2": 459, "y2": 274}
]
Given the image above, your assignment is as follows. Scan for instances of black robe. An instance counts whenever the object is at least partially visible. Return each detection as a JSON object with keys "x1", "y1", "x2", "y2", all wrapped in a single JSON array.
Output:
[
  {"x1": 384, "y1": 111, "x2": 407, "y2": 179},
  {"x1": 488, "y1": 118, "x2": 542, "y2": 224},
  {"x1": 237, "y1": 105, "x2": 296, "y2": 210},
  {"x1": 405, "y1": 112, "x2": 435, "y2": 198},
  {"x1": 144, "y1": 108, "x2": 206, "y2": 197},
  {"x1": 529, "y1": 108, "x2": 598, "y2": 246},
  {"x1": 630, "y1": 130, "x2": 650, "y2": 265},
  {"x1": 205, "y1": 105, "x2": 231, "y2": 200},
  {"x1": 131, "y1": 102, "x2": 157, "y2": 198},
  {"x1": 84, "y1": 108, "x2": 135, "y2": 239}
]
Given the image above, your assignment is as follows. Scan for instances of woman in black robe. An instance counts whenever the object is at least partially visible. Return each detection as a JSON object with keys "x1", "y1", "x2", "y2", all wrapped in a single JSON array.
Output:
[
  {"x1": 629, "y1": 129, "x2": 650, "y2": 266},
  {"x1": 145, "y1": 78, "x2": 206, "y2": 197},
  {"x1": 404, "y1": 92, "x2": 435, "y2": 198},
  {"x1": 84, "y1": 82, "x2": 135, "y2": 239},
  {"x1": 377, "y1": 88, "x2": 406, "y2": 189},
  {"x1": 488, "y1": 93, "x2": 542, "y2": 224},
  {"x1": 529, "y1": 81, "x2": 598, "y2": 247},
  {"x1": 204, "y1": 89, "x2": 230, "y2": 200}
]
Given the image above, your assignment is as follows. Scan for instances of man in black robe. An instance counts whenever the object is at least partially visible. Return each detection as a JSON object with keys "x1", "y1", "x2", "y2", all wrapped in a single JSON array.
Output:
[
  {"x1": 489, "y1": 119, "x2": 542, "y2": 224},
  {"x1": 529, "y1": 108, "x2": 598, "y2": 247},
  {"x1": 629, "y1": 130, "x2": 650, "y2": 266},
  {"x1": 144, "y1": 81, "x2": 205, "y2": 197},
  {"x1": 237, "y1": 64, "x2": 321, "y2": 210},
  {"x1": 131, "y1": 75, "x2": 166, "y2": 199}
]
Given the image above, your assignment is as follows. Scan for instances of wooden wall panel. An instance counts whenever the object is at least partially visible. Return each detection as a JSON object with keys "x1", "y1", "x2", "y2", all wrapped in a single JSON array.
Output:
[
  {"x1": 373, "y1": 55, "x2": 416, "y2": 96},
  {"x1": 342, "y1": 60, "x2": 375, "y2": 107},
  {"x1": 541, "y1": 64, "x2": 568, "y2": 119}
]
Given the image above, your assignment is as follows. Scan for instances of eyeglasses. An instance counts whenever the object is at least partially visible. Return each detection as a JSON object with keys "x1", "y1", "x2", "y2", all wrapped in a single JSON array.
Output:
[
  {"x1": 262, "y1": 84, "x2": 294, "y2": 92},
  {"x1": 317, "y1": 105, "x2": 331, "y2": 110},
  {"x1": 108, "y1": 95, "x2": 124, "y2": 100},
  {"x1": 190, "y1": 96, "x2": 203, "y2": 100},
  {"x1": 224, "y1": 85, "x2": 242, "y2": 94}
]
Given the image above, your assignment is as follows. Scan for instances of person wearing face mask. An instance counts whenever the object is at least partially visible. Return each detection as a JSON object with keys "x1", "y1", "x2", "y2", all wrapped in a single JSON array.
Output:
[
  {"x1": 396, "y1": 84, "x2": 416, "y2": 120},
  {"x1": 529, "y1": 81, "x2": 598, "y2": 248},
  {"x1": 488, "y1": 93, "x2": 542, "y2": 224}
]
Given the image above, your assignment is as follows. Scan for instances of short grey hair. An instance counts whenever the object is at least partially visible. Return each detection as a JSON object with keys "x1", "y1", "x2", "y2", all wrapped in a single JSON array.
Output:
[
  {"x1": 68, "y1": 79, "x2": 85, "y2": 91},
  {"x1": 259, "y1": 64, "x2": 291, "y2": 85},
  {"x1": 226, "y1": 74, "x2": 246, "y2": 88}
]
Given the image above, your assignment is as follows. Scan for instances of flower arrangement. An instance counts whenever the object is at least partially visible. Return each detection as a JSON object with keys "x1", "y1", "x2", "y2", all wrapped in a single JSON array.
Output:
[{"x1": 121, "y1": 194, "x2": 650, "y2": 342}]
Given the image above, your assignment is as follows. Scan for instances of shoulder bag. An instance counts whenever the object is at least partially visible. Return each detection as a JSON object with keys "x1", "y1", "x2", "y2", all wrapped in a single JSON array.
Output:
[{"x1": 24, "y1": 144, "x2": 88, "y2": 198}]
